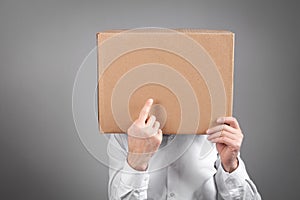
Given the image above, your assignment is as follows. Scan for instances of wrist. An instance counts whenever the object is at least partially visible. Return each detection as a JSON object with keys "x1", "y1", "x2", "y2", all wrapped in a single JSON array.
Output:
[
  {"x1": 127, "y1": 153, "x2": 149, "y2": 171},
  {"x1": 222, "y1": 158, "x2": 239, "y2": 173}
]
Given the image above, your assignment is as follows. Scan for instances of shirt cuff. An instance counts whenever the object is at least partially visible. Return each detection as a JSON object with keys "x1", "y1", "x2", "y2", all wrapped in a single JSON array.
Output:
[
  {"x1": 218, "y1": 157, "x2": 250, "y2": 181},
  {"x1": 120, "y1": 160, "x2": 150, "y2": 189}
]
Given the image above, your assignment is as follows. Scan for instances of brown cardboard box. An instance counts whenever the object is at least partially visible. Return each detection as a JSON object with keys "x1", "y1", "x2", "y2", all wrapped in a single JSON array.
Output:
[{"x1": 97, "y1": 28, "x2": 234, "y2": 134}]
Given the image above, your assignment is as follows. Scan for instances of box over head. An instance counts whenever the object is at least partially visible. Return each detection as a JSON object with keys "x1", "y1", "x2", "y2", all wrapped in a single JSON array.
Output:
[{"x1": 97, "y1": 28, "x2": 234, "y2": 134}]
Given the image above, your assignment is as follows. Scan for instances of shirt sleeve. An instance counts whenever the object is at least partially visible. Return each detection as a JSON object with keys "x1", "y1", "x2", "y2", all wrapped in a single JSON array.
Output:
[
  {"x1": 107, "y1": 134, "x2": 150, "y2": 200},
  {"x1": 214, "y1": 156, "x2": 262, "y2": 200}
]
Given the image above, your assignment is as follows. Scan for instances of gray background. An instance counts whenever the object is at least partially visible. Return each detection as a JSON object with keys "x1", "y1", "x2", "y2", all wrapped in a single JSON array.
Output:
[{"x1": 0, "y1": 0, "x2": 299, "y2": 199}]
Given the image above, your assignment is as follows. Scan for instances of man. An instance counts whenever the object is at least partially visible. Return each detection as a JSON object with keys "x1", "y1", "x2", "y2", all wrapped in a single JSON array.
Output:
[{"x1": 107, "y1": 99, "x2": 261, "y2": 199}]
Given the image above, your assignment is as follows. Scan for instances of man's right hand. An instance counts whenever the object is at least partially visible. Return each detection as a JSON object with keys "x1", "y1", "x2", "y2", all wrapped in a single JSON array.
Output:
[{"x1": 127, "y1": 98, "x2": 163, "y2": 171}]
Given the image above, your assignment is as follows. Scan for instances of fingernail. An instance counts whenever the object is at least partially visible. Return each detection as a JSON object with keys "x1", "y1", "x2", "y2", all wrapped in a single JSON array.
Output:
[
  {"x1": 206, "y1": 129, "x2": 211, "y2": 134},
  {"x1": 217, "y1": 118, "x2": 222, "y2": 123}
]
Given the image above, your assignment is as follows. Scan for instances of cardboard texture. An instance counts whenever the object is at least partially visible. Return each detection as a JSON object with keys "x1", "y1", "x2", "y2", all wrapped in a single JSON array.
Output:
[{"x1": 97, "y1": 29, "x2": 234, "y2": 134}]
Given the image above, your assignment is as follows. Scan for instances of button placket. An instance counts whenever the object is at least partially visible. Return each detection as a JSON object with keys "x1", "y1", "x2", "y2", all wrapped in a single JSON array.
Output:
[{"x1": 167, "y1": 159, "x2": 180, "y2": 199}]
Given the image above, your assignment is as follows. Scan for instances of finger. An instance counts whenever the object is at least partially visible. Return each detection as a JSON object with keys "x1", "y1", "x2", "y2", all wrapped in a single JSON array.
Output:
[
  {"x1": 146, "y1": 115, "x2": 156, "y2": 127},
  {"x1": 206, "y1": 124, "x2": 238, "y2": 135},
  {"x1": 158, "y1": 129, "x2": 162, "y2": 135},
  {"x1": 210, "y1": 136, "x2": 241, "y2": 151},
  {"x1": 147, "y1": 129, "x2": 163, "y2": 152},
  {"x1": 153, "y1": 121, "x2": 160, "y2": 132},
  {"x1": 217, "y1": 116, "x2": 240, "y2": 129},
  {"x1": 155, "y1": 129, "x2": 163, "y2": 143},
  {"x1": 207, "y1": 130, "x2": 237, "y2": 141},
  {"x1": 154, "y1": 129, "x2": 162, "y2": 137},
  {"x1": 138, "y1": 98, "x2": 153, "y2": 123}
]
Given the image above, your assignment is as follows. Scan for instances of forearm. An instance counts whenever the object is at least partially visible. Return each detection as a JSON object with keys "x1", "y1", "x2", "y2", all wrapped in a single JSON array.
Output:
[{"x1": 214, "y1": 157, "x2": 261, "y2": 200}]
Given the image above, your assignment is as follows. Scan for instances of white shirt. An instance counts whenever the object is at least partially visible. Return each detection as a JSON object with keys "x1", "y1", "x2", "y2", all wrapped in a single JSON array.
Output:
[{"x1": 107, "y1": 134, "x2": 261, "y2": 200}]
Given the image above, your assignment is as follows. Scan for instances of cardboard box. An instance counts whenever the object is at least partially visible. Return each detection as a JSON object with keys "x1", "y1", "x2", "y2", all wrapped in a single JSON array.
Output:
[{"x1": 97, "y1": 28, "x2": 234, "y2": 134}]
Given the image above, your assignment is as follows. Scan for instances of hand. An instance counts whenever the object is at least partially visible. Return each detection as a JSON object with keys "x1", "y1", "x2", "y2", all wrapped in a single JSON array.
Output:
[
  {"x1": 127, "y1": 98, "x2": 163, "y2": 171},
  {"x1": 206, "y1": 117, "x2": 244, "y2": 173}
]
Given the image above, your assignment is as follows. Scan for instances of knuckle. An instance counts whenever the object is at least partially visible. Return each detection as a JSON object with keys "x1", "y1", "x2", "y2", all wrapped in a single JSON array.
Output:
[
  {"x1": 223, "y1": 124, "x2": 230, "y2": 131},
  {"x1": 240, "y1": 133, "x2": 244, "y2": 139},
  {"x1": 133, "y1": 120, "x2": 140, "y2": 127},
  {"x1": 234, "y1": 142, "x2": 241, "y2": 149},
  {"x1": 229, "y1": 116, "x2": 236, "y2": 124},
  {"x1": 233, "y1": 117, "x2": 240, "y2": 126},
  {"x1": 220, "y1": 137, "x2": 225, "y2": 143},
  {"x1": 158, "y1": 129, "x2": 163, "y2": 135},
  {"x1": 151, "y1": 115, "x2": 156, "y2": 121},
  {"x1": 156, "y1": 121, "x2": 160, "y2": 127}
]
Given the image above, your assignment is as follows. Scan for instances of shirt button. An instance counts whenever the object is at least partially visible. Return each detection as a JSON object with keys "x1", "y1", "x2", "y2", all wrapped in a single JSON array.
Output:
[
  {"x1": 168, "y1": 135, "x2": 175, "y2": 141},
  {"x1": 170, "y1": 192, "x2": 175, "y2": 197}
]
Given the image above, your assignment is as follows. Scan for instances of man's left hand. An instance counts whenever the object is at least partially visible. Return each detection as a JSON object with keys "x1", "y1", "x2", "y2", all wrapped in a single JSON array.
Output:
[{"x1": 206, "y1": 117, "x2": 244, "y2": 173}]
